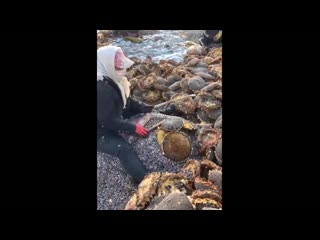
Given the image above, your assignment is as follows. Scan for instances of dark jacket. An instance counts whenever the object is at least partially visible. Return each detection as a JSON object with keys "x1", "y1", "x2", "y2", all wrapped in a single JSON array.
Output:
[
  {"x1": 97, "y1": 76, "x2": 148, "y2": 137},
  {"x1": 200, "y1": 30, "x2": 222, "y2": 47},
  {"x1": 204, "y1": 30, "x2": 219, "y2": 38}
]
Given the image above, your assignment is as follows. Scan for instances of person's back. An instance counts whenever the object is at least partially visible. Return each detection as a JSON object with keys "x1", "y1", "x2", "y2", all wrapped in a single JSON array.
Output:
[{"x1": 97, "y1": 77, "x2": 127, "y2": 136}]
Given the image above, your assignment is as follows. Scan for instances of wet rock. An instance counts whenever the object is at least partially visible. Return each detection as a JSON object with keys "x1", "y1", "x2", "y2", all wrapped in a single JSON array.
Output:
[
  {"x1": 202, "y1": 207, "x2": 220, "y2": 210},
  {"x1": 186, "y1": 58, "x2": 200, "y2": 67},
  {"x1": 194, "y1": 177, "x2": 221, "y2": 193},
  {"x1": 208, "y1": 170, "x2": 222, "y2": 191},
  {"x1": 166, "y1": 75, "x2": 181, "y2": 86},
  {"x1": 214, "y1": 114, "x2": 222, "y2": 128},
  {"x1": 146, "y1": 195, "x2": 167, "y2": 210},
  {"x1": 196, "y1": 61, "x2": 208, "y2": 68},
  {"x1": 179, "y1": 30, "x2": 205, "y2": 42},
  {"x1": 123, "y1": 36, "x2": 143, "y2": 43},
  {"x1": 188, "y1": 76, "x2": 206, "y2": 92},
  {"x1": 139, "y1": 30, "x2": 160, "y2": 35},
  {"x1": 187, "y1": 45, "x2": 206, "y2": 55},
  {"x1": 191, "y1": 67, "x2": 209, "y2": 74},
  {"x1": 196, "y1": 72, "x2": 215, "y2": 81},
  {"x1": 192, "y1": 189, "x2": 222, "y2": 204},
  {"x1": 153, "y1": 192, "x2": 194, "y2": 210},
  {"x1": 112, "y1": 30, "x2": 140, "y2": 37},
  {"x1": 214, "y1": 140, "x2": 222, "y2": 165},
  {"x1": 184, "y1": 41, "x2": 200, "y2": 47}
]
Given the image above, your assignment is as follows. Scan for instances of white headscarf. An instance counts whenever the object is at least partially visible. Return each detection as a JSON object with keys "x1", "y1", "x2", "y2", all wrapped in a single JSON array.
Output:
[{"x1": 97, "y1": 46, "x2": 134, "y2": 107}]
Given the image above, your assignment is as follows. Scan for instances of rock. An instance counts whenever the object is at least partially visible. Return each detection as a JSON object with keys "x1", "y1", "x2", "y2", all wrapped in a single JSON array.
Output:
[
  {"x1": 97, "y1": 30, "x2": 111, "y2": 43},
  {"x1": 153, "y1": 192, "x2": 194, "y2": 210},
  {"x1": 208, "y1": 170, "x2": 222, "y2": 191},
  {"x1": 139, "y1": 30, "x2": 160, "y2": 35},
  {"x1": 191, "y1": 67, "x2": 209, "y2": 74},
  {"x1": 214, "y1": 140, "x2": 222, "y2": 165},
  {"x1": 112, "y1": 30, "x2": 140, "y2": 37},
  {"x1": 187, "y1": 45, "x2": 203, "y2": 55},
  {"x1": 202, "y1": 207, "x2": 220, "y2": 210},
  {"x1": 166, "y1": 75, "x2": 181, "y2": 86},
  {"x1": 184, "y1": 41, "x2": 200, "y2": 47},
  {"x1": 194, "y1": 177, "x2": 221, "y2": 193},
  {"x1": 188, "y1": 76, "x2": 207, "y2": 92},
  {"x1": 129, "y1": 57, "x2": 141, "y2": 64},
  {"x1": 193, "y1": 198, "x2": 222, "y2": 210},
  {"x1": 192, "y1": 189, "x2": 222, "y2": 204},
  {"x1": 146, "y1": 195, "x2": 167, "y2": 210},
  {"x1": 123, "y1": 36, "x2": 143, "y2": 43},
  {"x1": 196, "y1": 61, "x2": 208, "y2": 68},
  {"x1": 196, "y1": 72, "x2": 215, "y2": 81},
  {"x1": 186, "y1": 58, "x2": 200, "y2": 67},
  {"x1": 214, "y1": 114, "x2": 222, "y2": 128},
  {"x1": 142, "y1": 55, "x2": 153, "y2": 65},
  {"x1": 179, "y1": 30, "x2": 205, "y2": 42},
  {"x1": 169, "y1": 81, "x2": 182, "y2": 91}
]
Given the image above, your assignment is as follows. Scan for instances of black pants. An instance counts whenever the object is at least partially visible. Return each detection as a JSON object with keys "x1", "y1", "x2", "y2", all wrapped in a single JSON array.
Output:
[{"x1": 97, "y1": 132, "x2": 147, "y2": 183}]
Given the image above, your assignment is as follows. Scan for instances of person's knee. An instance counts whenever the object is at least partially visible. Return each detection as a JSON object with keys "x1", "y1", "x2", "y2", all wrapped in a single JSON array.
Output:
[{"x1": 97, "y1": 136, "x2": 130, "y2": 156}]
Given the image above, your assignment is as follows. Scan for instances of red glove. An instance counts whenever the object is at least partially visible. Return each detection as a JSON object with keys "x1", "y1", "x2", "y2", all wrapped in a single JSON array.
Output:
[{"x1": 135, "y1": 124, "x2": 149, "y2": 137}]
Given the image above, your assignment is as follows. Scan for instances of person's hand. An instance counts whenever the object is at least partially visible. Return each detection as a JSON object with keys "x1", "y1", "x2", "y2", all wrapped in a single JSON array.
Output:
[
  {"x1": 140, "y1": 104, "x2": 154, "y2": 113},
  {"x1": 135, "y1": 124, "x2": 149, "y2": 137}
]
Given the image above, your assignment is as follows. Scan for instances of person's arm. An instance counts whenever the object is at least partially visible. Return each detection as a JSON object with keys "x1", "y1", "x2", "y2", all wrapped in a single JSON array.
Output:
[
  {"x1": 101, "y1": 114, "x2": 147, "y2": 137},
  {"x1": 97, "y1": 83, "x2": 147, "y2": 136},
  {"x1": 125, "y1": 97, "x2": 153, "y2": 114},
  {"x1": 106, "y1": 117, "x2": 136, "y2": 134}
]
